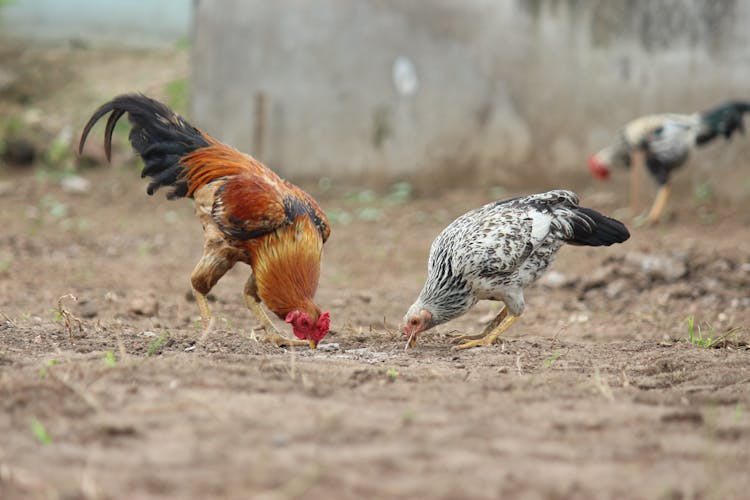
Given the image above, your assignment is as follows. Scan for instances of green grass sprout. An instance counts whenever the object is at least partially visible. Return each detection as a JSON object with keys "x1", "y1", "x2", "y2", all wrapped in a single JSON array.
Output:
[{"x1": 29, "y1": 417, "x2": 52, "y2": 445}]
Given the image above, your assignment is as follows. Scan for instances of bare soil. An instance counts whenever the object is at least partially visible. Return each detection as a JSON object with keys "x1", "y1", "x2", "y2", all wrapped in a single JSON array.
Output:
[{"x1": 1, "y1": 43, "x2": 749, "y2": 500}]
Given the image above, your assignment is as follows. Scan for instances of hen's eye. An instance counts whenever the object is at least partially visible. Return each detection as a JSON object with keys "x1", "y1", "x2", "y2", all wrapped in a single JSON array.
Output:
[{"x1": 410, "y1": 319, "x2": 419, "y2": 326}]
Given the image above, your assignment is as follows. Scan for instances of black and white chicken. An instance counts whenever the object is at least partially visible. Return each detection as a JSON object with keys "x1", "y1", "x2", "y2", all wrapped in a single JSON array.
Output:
[
  {"x1": 403, "y1": 190, "x2": 630, "y2": 350},
  {"x1": 589, "y1": 100, "x2": 749, "y2": 223}
]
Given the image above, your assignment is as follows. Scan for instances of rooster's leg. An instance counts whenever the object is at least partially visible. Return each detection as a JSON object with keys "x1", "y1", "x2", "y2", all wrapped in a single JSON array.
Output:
[
  {"x1": 646, "y1": 184, "x2": 670, "y2": 223},
  {"x1": 452, "y1": 314, "x2": 519, "y2": 351},
  {"x1": 193, "y1": 290, "x2": 215, "y2": 332},
  {"x1": 243, "y1": 275, "x2": 308, "y2": 348},
  {"x1": 451, "y1": 305, "x2": 507, "y2": 343},
  {"x1": 630, "y1": 150, "x2": 646, "y2": 216},
  {"x1": 191, "y1": 251, "x2": 234, "y2": 333}
]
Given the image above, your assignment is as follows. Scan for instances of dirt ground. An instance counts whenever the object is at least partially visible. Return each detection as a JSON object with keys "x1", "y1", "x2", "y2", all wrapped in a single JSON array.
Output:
[{"x1": 1, "y1": 43, "x2": 750, "y2": 500}]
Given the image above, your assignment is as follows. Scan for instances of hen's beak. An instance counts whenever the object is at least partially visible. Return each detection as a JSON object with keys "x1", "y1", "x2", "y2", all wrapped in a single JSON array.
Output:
[
  {"x1": 308, "y1": 339, "x2": 318, "y2": 349},
  {"x1": 404, "y1": 326, "x2": 418, "y2": 349}
]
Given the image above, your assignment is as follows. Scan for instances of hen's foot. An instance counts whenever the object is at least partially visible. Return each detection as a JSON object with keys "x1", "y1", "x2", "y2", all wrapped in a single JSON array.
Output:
[
  {"x1": 452, "y1": 334, "x2": 502, "y2": 351},
  {"x1": 452, "y1": 315, "x2": 519, "y2": 351},
  {"x1": 449, "y1": 331, "x2": 488, "y2": 343}
]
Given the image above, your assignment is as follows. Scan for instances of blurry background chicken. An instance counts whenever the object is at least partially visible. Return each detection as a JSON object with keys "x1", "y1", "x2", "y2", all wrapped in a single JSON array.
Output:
[
  {"x1": 79, "y1": 94, "x2": 331, "y2": 349},
  {"x1": 588, "y1": 101, "x2": 749, "y2": 223},
  {"x1": 403, "y1": 190, "x2": 630, "y2": 350}
]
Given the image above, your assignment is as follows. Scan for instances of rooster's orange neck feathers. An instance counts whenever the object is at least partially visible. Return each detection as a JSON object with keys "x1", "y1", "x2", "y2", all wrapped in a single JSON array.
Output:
[{"x1": 249, "y1": 216, "x2": 323, "y2": 321}]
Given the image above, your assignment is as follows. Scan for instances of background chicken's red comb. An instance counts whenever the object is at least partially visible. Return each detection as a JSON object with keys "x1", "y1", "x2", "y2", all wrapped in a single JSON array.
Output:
[{"x1": 588, "y1": 155, "x2": 610, "y2": 180}]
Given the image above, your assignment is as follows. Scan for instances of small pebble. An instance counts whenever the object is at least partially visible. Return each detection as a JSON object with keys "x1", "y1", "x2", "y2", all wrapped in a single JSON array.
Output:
[{"x1": 60, "y1": 175, "x2": 91, "y2": 194}]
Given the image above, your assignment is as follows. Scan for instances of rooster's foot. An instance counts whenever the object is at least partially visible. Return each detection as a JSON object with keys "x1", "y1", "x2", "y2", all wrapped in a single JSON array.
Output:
[{"x1": 264, "y1": 331, "x2": 310, "y2": 348}]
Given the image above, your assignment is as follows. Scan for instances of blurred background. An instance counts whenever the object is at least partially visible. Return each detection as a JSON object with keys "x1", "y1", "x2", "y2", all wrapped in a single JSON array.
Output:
[
  {"x1": 1, "y1": 0, "x2": 749, "y2": 199},
  {"x1": 2, "y1": 5, "x2": 750, "y2": 498}
]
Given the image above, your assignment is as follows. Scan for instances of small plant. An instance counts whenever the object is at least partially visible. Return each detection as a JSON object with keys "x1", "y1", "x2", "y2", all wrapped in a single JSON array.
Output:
[
  {"x1": 348, "y1": 189, "x2": 377, "y2": 204},
  {"x1": 29, "y1": 417, "x2": 52, "y2": 445},
  {"x1": 401, "y1": 409, "x2": 414, "y2": 425},
  {"x1": 40, "y1": 195, "x2": 69, "y2": 219},
  {"x1": 137, "y1": 241, "x2": 154, "y2": 257},
  {"x1": 165, "y1": 79, "x2": 188, "y2": 114},
  {"x1": 357, "y1": 206, "x2": 383, "y2": 222},
  {"x1": 325, "y1": 208, "x2": 353, "y2": 225},
  {"x1": 147, "y1": 334, "x2": 169, "y2": 357},
  {"x1": 693, "y1": 182, "x2": 714, "y2": 205},
  {"x1": 384, "y1": 182, "x2": 412, "y2": 205},
  {"x1": 318, "y1": 176, "x2": 332, "y2": 192},
  {"x1": 104, "y1": 350, "x2": 117, "y2": 367},
  {"x1": 542, "y1": 350, "x2": 562, "y2": 369},
  {"x1": 38, "y1": 358, "x2": 60, "y2": 378},
  {"x1": 0, "y1": 255, "x2": 12, "y2": 275},
  {"x1": 685, "y1": 316, "x2": 720, "y2": 348},
  {"x1": 44, "y1": 130, "x2": 73, "y2": 167},
  {"x1": 386, "y1": 368, "x2": 399, "y2": 381},
  {"x1": 174, "y1": 35, "x2": 191, "y2": 51}
]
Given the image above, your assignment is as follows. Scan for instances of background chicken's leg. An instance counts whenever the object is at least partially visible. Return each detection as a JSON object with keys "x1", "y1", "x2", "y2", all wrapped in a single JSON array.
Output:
[
  {"x1": 452, "y1": 305, "x2": 507, "y2": 343},
  {"x1": 453, "y1": 314, "x2": 519, "y2": 351},
  {"x1": 630, "y1": 150, "x2": 646, "y2": 216},
  {"x1": 647, "y1": 184, "x2": 671, "y2": 223},
  {"x1": 243, "y1": 275, "x2": 308, "y2": 348}
]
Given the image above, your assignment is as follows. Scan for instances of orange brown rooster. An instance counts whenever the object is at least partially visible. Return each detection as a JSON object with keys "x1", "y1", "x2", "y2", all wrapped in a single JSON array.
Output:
[{"x1": 79, "y1": 94, "x2": 331, "y2": 349}]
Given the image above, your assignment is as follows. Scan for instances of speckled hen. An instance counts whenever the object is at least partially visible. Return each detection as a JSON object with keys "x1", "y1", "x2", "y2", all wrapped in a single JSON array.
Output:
[{"x1": 403, "y1": 190, "x2": 630, "y2": 350}]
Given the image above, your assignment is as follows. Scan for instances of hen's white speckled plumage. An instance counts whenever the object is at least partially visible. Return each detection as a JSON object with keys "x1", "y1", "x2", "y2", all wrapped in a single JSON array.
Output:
[{"x1": 405, "y1": 190, "x2": 629, "y2": 332}]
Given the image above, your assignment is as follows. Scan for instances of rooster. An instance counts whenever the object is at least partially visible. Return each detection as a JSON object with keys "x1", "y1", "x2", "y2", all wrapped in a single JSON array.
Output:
[
  {"x1": 589, "y1": 101, "x2": 750, "y2": 223},
  {"x1": 79, "y1": 94, "x2": 331, "y2": 349},
  {"x1": 403, "y1": 190, "x2": 629, "y2": 350}
]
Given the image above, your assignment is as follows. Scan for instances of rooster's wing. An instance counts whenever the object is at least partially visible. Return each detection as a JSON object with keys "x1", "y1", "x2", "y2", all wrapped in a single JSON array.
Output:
[{"x1": 211, "y1": 174, "x2": 328, "y2": 242}]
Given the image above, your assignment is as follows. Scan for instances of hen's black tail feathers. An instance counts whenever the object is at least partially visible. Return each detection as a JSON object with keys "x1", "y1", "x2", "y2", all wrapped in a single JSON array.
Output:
[
  {"x1": 78, "y1": 93, "x2": 210, "y2": 198},
  {"x1": 565, "y1": 207, "x2": 630, "y2": 247},
  {"x1": 696, "y1": 100, "x2": 750, "y2": 146}
]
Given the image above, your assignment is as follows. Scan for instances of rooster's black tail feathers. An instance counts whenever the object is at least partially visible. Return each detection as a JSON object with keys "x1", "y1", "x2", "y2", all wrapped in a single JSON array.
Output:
[{"x1": 78, "y1": 94, "x2": 210, "y2": 198}]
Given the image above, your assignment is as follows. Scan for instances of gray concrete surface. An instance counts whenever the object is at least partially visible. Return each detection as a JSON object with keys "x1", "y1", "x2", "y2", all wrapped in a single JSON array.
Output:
[{"x1": 191, "y1": 0, "x2": 750, "y2": 192}]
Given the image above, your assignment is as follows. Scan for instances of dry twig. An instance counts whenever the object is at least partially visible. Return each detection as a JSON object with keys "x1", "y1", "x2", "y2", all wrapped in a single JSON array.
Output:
[{"x1": 57, "y1": 294, "x2": 83, "y2": 341}]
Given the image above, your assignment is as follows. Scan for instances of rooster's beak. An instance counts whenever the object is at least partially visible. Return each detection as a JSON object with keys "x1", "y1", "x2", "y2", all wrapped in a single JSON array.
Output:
[{"x1": 308, "y1": 339, "x2": 318, "y2": 349}]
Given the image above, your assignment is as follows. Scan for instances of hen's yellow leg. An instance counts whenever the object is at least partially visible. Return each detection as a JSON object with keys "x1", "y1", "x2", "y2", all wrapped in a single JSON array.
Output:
[
  {"x1": 243, "y1": 275, "x2": 308, "y2": 348},
  {"x1": 452, "y1": 314, "x2": 519, "y2": 351},
  {"x1": 451, "y1": 306, "x2": 507, "y2": 343},
  {"x1": 646, "y1": 184, "x2": 671, "y2": 224}
]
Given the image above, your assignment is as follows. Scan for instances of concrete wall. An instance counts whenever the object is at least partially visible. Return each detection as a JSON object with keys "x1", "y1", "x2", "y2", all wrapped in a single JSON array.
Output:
[
  {"x1": 0, "y1": 0, "x2": 191, "y2": 48},
  {"x1": 191, "y1": 0, "x2": 750, "y2": 191}
]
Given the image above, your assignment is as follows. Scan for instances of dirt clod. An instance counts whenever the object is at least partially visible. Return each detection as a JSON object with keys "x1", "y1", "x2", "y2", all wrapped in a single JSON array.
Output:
[{"x1": 128, "y1": 294, "x2": 159, "y2": 317}]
